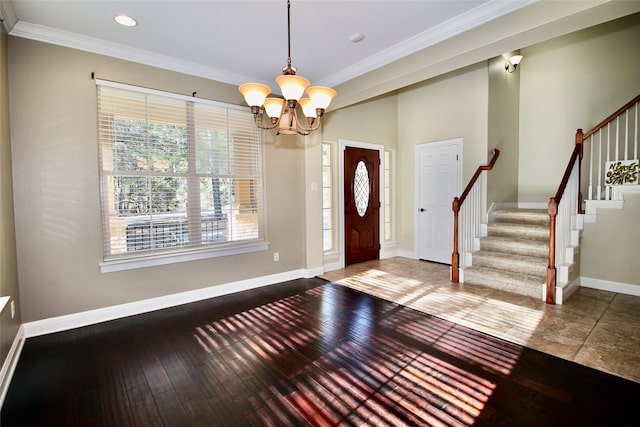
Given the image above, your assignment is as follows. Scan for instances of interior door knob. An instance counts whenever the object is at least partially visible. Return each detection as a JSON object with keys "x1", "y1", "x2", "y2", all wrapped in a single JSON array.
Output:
[{"x1": 419, "y1": 208, "x2": 426, "y2": 212}]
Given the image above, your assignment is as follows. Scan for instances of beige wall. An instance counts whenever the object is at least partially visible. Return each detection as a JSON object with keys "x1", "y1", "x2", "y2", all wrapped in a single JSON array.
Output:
[
  {"x1": 518, "y1": 13, "x2": 640, "y2": 288},
  {"x1": 8, "y1": 37, "x2": 307, "y2": 322},
  {"x1": 1, "y1": 25, "x2": 21, "y2": 375},
  {"x1": 487, "y1": 55, "x2": 520, "y2": 205},
  {"x1": 7, "y1": 12, "x2": 640, "y2": 325},
  {"x1": 323, "y1": 64, "x2": 490, "y2": 258},
  {"x1": 518, "y1": 13, "x2": 640, "y2": 202},
  {"x1": 323, "y1": 93, "x2": 398, "y2": 148},
  {"x1": 396, "y1": 64, "x2": 489, "y2": 254},
  {"x1": 320, "y1": 94, "x2": 398, "y2": 264},
  {"x1": 581, "y1": 195, "x2": 640, "y2": 286}
]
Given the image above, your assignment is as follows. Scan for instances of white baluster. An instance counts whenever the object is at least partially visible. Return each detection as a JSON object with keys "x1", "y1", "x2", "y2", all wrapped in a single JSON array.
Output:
[
  {"x1": 633, "y1": 102, "x2": 639, "y2": 159},
  {"x1": 625, "y1": 109, "x2": 629, "y2": 160},
  {"x1": 588, "y1": 135, "x2": 593, "y2": 200},
  {"x1": 615, "y1": 116, "x2": 620, "y2": 162},
  {"x1": 597, "y1": 131, "x2": 602, "y2": 200}
]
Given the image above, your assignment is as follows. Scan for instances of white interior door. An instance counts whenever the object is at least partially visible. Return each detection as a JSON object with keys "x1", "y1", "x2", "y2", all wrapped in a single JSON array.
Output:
[{"x1": 416, "y1": 140, "x2": 461, "y2": 264}]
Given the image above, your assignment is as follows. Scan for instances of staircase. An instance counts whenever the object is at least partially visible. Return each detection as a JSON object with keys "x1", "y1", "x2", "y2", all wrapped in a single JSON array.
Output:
[
  {"x1": 462, "y1": 208, "x2": 549, "y2": 299},
  {"x1": 452, "y1": 95, "x2": 639, "y2": 304},
  {"x1": 460, "y1": 206, "x2": 582, "y2": 302}
]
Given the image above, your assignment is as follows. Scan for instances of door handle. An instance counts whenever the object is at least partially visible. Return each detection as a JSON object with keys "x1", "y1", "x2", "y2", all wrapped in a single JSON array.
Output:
[{"x1": 419, "y1": 208, "x2": 426, "y2": 212}]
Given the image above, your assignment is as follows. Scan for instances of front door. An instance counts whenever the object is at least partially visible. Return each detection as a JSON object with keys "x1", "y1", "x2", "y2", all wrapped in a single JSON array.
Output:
[
  {"x1": 417, "y1": 141, "x2": 460, "y2": 264},
  {"x1": 344, "y1": 147, "x2": 380, "y2": 265}
]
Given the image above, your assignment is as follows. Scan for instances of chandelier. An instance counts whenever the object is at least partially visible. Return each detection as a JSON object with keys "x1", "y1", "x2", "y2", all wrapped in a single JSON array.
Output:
[{"x1": 238, "y1": 0, "x2": 337, "y2": 136}]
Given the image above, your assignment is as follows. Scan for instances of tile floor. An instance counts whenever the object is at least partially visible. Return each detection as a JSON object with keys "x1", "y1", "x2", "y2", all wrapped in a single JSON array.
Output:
[{"x1": 320, "y1": 257, "x2": 640, "y2": 383}]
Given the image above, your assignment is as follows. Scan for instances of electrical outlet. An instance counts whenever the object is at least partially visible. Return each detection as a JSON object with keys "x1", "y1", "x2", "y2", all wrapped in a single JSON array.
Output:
[
  {"x1": 11, "y1": 300, "x2": 15, "y2": 319},
  {"x1": 273, "y1": 252, "x2": 279, "y2": 262}
]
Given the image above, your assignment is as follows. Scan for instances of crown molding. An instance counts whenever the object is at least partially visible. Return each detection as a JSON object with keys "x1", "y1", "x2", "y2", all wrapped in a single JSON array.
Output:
[
  {"x1": 9, "y1": 20, "x2": 264, "y2": 87},
  {"x1": 0, "y1": 0, "x2": 18, "y2": 32},
  {"x1": 315, "y1": 0, "x2": 537, "y2": 88},
  {"x1": 7, "y1": 1, "x2": 535, "y2": 89}
]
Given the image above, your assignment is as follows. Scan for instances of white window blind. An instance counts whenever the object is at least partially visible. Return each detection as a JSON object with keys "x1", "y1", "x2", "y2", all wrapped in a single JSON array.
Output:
[{"x1": 96, "y1": 80, "x2": 264, "y2": 267}]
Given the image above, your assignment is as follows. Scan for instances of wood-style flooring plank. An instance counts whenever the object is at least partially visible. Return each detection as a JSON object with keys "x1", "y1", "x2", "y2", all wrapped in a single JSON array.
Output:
[{"x1": 2, "y1": 277, "x2": 639, "y2": 426}]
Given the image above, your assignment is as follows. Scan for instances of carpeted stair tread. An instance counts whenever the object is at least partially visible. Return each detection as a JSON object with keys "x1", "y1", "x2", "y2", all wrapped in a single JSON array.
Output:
[
  {"x1": 491, "y1": 209, "x2": 549, "y2": 225},
  {"x1": 463, "y1": 266, "x2": 543, "y2": 298},
  {"x1": 487, "y1": 222, "x2": 549, "y2": 241},
  {"x1": 480, "y1": 236, "x2": 549, "y2": 258},
  {"x1": 472, "y1": 250, "x2": 547, "y2": 277},
  {"x1": 460, "y1": 207, "x2": 553, "y2": 299}
]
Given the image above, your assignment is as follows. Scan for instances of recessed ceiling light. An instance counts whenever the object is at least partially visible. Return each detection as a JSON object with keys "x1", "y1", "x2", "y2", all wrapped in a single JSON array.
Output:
[{"x1": 114, "y1": 14, "x2": 137, "y2": 27}]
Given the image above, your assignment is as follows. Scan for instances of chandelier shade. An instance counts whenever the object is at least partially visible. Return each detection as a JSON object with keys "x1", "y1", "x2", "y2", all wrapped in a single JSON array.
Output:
[
  {"x1": 263, "y1": 97, "x2": 285, "y2": 118},
  {"x1": 238, "y1": 83, "x2": 271, "y2": 107},
  {"x1": 275, "y1": 75, "x2": 310, "y2": 101},
  {"x1": 238, "y1": 0, "x2": 336, "y2": 136},
  {"x1": 298, "y1": 98, "x2": 316, "y2": 118},
  {"x1": 307, "y1": 86, "x2": 338, "y2": 110}
]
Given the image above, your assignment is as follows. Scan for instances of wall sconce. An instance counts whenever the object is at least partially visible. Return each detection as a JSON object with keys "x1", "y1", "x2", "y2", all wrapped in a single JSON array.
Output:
[{"x1": 505, "y1": 55, "x2": 523, "y2": 73}]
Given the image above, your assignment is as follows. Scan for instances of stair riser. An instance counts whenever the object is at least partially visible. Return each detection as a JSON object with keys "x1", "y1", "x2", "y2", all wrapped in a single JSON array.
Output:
[
  {"x1": 488, "y1": 225, "x2": 549, "y2": 241},
  {"x1": 463, "y1": 273, "x2": 543, "y2": 299},
  {"x1": 492, "y1": 219, "x2": 549, "y2": 227},
  {"x1": 473, "y1": 258, "x2": 546, "y2": 278},
  {"x1": 463, "y1": 207, "x2": 580, "y2": 302},
  {"x1": 491, "y1": 210, "x2": 549, "y2": 226},
  {"x1": 480, "y1": 242, "x2": 548, "y2": 258}
]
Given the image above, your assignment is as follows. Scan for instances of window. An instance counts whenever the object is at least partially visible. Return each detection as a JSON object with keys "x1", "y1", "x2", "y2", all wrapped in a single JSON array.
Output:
[
  {"x1": 384, "y1": 150, "x2": 393, "y2": 242},
  {"x1": 96, "y1": 80, "x2": 264, "y2": 271},
  {"x1": 322, "y1": 142, "x2": 335, "y2": 253}
]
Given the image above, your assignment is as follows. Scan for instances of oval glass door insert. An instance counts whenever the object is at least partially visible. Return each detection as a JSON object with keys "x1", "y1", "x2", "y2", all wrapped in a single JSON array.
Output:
[{"x1": 354, "y1": 160, "x2": 370, "y2": 217}]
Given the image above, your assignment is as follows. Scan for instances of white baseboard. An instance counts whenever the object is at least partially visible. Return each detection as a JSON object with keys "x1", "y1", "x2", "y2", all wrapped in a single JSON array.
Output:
[
  {"x1": 322, "y1": 260, "x2": 343, "y2": 273},
  {"x1": 23, "y1": 269, "x2": 308, "y2": 338},
  {"x1": 397, "y1": 250, "x2": 418, "y2": 259},
  {"x1": 0, "y1": 325, "x2": 26, "y2": 410},
  {"x1": 381, "y1": 249, "x2": 398, "y2": 260},
  {"x1": 580, "y1": 277, "x2": 640, "y2": 296},
  {"x1": 304, "y1": 267, "x2": 324, "y2": 278}
]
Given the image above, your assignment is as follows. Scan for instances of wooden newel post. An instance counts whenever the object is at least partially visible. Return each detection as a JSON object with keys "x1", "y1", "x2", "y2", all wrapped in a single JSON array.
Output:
[
  {"x1": 546, "y1": 198, "x2": 557, "y2": 304},
  {"x1": 451, "y1": 197, "x2": 460, "y2": 283}
]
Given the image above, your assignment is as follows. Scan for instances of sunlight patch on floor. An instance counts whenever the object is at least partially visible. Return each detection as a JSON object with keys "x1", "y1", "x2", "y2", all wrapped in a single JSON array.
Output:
[{"x1": 328, "y1": 266, "x2": 545, "y2": 350}]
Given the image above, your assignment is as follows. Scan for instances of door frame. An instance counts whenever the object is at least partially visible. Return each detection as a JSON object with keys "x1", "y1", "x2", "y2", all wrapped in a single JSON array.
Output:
[
  {"x1": 414, "y1": 138, "x2": 463, "y2": 261},
  {"x1": 338, "y1": 139, "x2": 385, "y2": 268}
]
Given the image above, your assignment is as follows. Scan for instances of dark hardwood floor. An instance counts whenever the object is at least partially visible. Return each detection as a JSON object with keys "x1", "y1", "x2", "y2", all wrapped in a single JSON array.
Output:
[{"x1": 2, "y1": 277, "x2": 639, "y2": 426}]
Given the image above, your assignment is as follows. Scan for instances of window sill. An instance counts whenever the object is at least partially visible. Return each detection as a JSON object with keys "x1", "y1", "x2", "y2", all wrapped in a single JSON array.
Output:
[
  {"x1": 100, "y1": 241, "x2": 269, "y2": 273},
  {"x1": 323, "y1": 250, "x2": 341, "y2": 261}
]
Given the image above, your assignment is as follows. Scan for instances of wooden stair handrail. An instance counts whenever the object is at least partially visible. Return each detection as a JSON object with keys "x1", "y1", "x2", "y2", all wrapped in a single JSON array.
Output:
[
  {"x1": 581, "y1": 94, "x2": 640, "y2": 140},
  {"x1": 547, "y1": 93, "x2": 640, "y2": 304},
  {"x1": 553, "y1": 133, "x2": 584, "y2": 205},
  {"x1": 458, "y1": 149, "x2": 501, "y2": 206},
  {"x1": 451, "y1": 148, "x2": 500, "y2": 283}
]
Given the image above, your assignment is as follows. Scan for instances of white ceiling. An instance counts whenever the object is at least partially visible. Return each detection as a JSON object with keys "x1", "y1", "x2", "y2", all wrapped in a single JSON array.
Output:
[{"x1": 2, "y1": 1, "x2": 639, "y2": 108}]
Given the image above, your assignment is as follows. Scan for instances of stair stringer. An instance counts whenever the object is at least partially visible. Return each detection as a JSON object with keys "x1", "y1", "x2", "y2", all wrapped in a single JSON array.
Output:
[
  {"x1": 583, "y1": 185, "x2": 640, "y2": 223},
  {"x1": 549, "y1": 212, "x2": 584, "y2": 304}
]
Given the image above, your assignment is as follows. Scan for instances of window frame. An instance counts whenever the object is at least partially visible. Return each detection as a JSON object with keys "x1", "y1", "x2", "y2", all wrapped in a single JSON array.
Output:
[
  {"x1": 322, "y1": 141, "x2": 339, "y2": 257},
  {"x1": 384, "y1": 149, "x2": 396, "y2": 245},
  {"x1": 96, "y1": 79, "x2": 267, "y2": 273}
]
